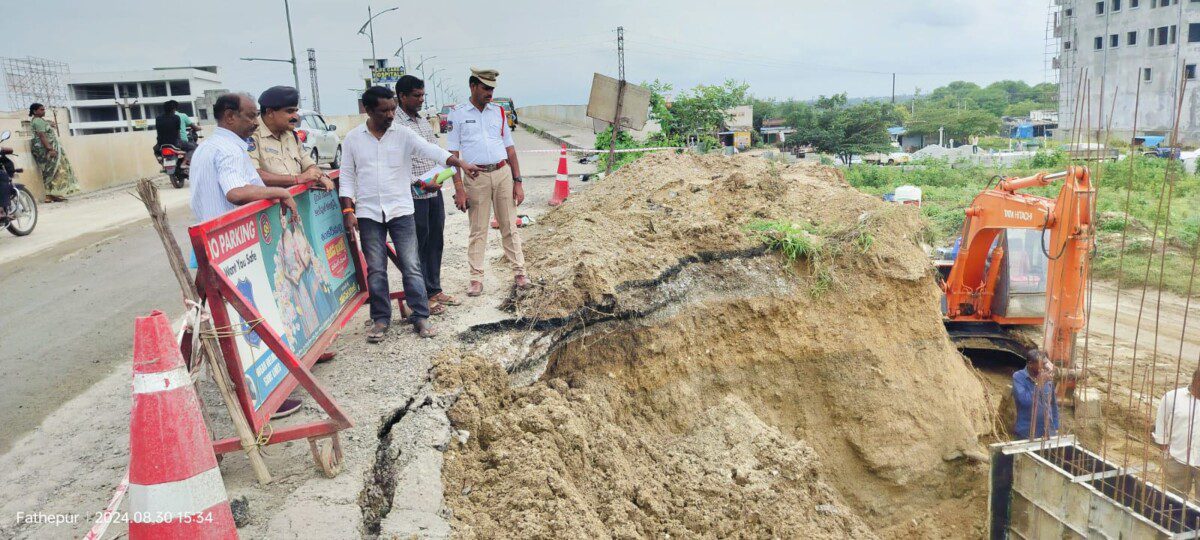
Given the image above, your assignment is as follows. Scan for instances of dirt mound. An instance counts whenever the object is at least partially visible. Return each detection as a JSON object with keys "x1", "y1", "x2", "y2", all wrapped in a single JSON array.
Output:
[
  {"x1": 438, "y1": 357, "x2": 877, "y2": 539},
  {"x1": 442, "y1": 154, "x2": 992, "y2": 537}
]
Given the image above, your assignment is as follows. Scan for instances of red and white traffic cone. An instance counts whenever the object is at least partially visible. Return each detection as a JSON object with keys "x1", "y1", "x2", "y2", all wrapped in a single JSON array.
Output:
[
  {"x1": 548, "y1": 144, "x2": 570, "y2": 206},
  {"x1": 129, "y1": 310, "x2": 237, "y2": 539}
]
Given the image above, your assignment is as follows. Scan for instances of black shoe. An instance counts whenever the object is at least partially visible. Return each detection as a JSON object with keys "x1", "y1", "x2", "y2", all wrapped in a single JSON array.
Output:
[{"x1": 271, "y1": 397, "x2": 303, "y2": 419}]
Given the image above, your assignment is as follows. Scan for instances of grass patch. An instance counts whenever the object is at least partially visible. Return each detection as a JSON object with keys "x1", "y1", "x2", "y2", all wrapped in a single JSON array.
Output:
[{"x1": 746, "y1": 219, "x2": 876, "y2": 295}]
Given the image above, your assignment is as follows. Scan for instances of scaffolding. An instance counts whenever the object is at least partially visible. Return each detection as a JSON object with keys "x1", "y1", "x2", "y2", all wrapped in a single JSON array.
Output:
[
  {"x1": 2, "y1": 56, "x2": 70, "y2": 135},
  {"x1": 1049, "y1": 0, "x2": 1076, "y2": 141}
]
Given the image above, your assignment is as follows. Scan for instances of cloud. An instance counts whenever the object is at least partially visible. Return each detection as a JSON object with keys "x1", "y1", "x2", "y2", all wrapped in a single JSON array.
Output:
[{"x1": 1, "y1": 0, "x2": 1050, "y2": 115}]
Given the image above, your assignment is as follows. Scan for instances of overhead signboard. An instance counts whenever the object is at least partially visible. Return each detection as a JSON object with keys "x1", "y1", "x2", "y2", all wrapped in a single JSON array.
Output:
[
  {"x1": 371, "y1": 66, "x2": 406, "y2": 87},
  {"x1": 586, "y1": 72, "x2": 651, "y2": 131}
]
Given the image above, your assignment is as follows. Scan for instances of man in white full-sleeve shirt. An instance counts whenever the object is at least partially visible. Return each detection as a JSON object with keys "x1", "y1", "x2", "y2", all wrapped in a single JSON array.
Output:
[
  {"x1": 339, "y1": 86, "x2": 480, "y2": 342},
  {"x1": 1154, "y1": 368, "x2": 1200, "y2": 497}
]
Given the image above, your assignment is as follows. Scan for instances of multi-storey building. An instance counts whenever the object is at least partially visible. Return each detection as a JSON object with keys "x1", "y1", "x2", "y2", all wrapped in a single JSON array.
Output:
[
  {"x1": 66, "y1": 66, "x2": 224, "y2": 136},
  {"x1": 1056, "y1": 0, "x2": 1200, "y2": 143}
]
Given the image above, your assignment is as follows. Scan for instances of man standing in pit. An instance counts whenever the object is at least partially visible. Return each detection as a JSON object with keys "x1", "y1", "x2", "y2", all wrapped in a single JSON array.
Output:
[
  {"x1": 447, "y1": 68, "x2": 530, "y2": 296},
  {"x1": 395, "y1": 75, "x2": 461, "y2": 314},
  {"x1": 1154, "y1": 368, "x2": 1200, "y2": 497},
  {"x1": 1012, "y1": 347, "x2": 1059, "y2": 440}
]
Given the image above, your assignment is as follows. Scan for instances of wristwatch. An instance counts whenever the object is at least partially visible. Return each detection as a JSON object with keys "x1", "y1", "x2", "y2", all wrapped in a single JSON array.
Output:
[{"x1": 513, "y1": 176, "x2": 523, "y2": 183}]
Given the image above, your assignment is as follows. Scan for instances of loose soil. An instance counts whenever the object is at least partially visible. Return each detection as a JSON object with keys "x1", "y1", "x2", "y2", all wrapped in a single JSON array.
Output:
[{"x1": 438, "y1": 154, "x2": 994, "y2": 538}]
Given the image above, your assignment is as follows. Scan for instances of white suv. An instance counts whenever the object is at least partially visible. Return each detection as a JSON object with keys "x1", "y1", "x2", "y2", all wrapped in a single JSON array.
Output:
[{"x1": 296, "y1": 110, "x2": 341, "y2": 168}]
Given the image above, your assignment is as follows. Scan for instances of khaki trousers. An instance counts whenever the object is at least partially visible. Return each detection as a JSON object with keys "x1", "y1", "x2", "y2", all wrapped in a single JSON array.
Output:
[
  {"x1": 1164, "y1": 457, "x2": 1200, "y2": 497},
  {"x1": 465, "y1": 165, "x2": 525, "y2": 279}
]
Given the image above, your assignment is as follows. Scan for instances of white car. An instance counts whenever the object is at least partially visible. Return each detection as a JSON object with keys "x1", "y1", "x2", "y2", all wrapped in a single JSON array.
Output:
[{"x1": 296, "y1": 110, "x2": 341, "y2": 168}]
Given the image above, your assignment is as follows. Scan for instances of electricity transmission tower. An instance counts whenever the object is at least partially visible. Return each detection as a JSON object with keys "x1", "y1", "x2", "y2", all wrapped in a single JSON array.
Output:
[{"x1": 308, "y1": 48, "x2": 321, "y2": 114}]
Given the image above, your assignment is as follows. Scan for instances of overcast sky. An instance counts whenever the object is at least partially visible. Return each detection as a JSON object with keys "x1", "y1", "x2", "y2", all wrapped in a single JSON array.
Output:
[{"x1": 2, "y1": 0, "x2": 1049, "y2": 115}]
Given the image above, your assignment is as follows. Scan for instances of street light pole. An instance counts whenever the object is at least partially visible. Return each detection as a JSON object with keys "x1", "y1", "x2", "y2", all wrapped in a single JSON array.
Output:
[
  {"x1": 241, "y1": 0, "x2": 302, "y2": 101},
  {"x1": 283, "y1": 0, "x2": 300, "y2": 92},
  {"x1": 357, "y1": 6, "x2": 398, "y2": 67},
  {"x1": 367, "y1": 6, "x2": 377, "y2": 62},
  {"x1": 392, "y1": 36, "x2": 422, "y2": 71}
]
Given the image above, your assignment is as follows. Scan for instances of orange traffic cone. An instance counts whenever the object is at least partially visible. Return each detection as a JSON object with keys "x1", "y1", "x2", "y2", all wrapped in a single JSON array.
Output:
[
  {"x1": 548, "y1": 144, "x2": 570, "y2": 206},
  {"x1": 129, "y1": 310, "x2": 237, "y2": 539}
]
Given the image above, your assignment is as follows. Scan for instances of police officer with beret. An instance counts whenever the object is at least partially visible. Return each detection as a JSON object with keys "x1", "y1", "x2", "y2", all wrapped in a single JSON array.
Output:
[
  {"x1": 249, "y1": 86, "x2": 335, "y2": 417},
  {"x1": 249, "y1": 85, "x2": 333, "y2": 192}
]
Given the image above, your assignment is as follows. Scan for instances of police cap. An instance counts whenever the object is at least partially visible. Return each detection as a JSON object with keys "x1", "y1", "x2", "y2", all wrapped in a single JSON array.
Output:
[{"x1": 258, "y1": 85, "x2": 300, "y2": 112}]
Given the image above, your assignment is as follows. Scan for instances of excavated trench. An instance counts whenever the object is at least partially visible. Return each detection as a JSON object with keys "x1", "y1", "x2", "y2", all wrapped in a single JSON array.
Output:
[{"x1": 430, "y1": 154, "x2": 997, "y2": 537}]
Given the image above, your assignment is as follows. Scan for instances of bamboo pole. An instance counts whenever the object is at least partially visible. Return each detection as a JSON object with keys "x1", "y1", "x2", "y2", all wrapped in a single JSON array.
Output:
[{"x1": 135, "y1": 178, "x2": 272, "y2": 484}]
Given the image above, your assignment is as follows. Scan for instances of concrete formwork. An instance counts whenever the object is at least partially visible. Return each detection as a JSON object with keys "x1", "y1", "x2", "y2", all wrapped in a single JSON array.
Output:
[{"x1": 990, "y1": 436, "x2": 1200, "y2": 539}]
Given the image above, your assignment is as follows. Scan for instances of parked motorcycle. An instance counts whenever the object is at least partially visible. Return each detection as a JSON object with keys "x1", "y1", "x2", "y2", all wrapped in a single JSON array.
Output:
[{"x1": 0, "y1": 130, "x2": 38, "y2": 236}]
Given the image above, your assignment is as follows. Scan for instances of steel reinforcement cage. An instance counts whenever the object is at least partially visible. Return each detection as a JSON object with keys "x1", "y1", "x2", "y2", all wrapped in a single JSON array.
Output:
[{"x1": 990, "y1": 436, "x2": 1200, "y2": 539}]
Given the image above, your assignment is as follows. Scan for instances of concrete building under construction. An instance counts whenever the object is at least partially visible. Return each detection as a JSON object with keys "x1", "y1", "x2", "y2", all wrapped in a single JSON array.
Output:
[{"x1": 1054, "y1": 0, "x2": 1200, "y2": 143}]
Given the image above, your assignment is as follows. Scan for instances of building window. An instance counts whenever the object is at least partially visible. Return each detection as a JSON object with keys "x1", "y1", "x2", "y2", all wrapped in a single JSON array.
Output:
[
  {"x1": 1097, "y1": 0, "x2": 1105, "y2": 13},
  {"x1": 1144, "y1": 67, "x2": 1153, "y2": 82},
  {"x1": 1190, "y1": 23, "x2": 1200, "y2": 42},
  {"x1": 198, "y1": 109, "x2": 209, "y2": 121},
  {"x1": 178, "y1": 102, "x2": 194, "y2": 116},
  {"x1": 168, "y1": 80, "x2": 190, "y2": 96},
  {"x1": 72, "y1": 84, "x2": 115, "y2": 100},
  {"x1": 1159, "y1": 25, "x2": 1169, "y2": 45},
  {"x1": 117, "y1": 83, "x2": 139, "y2": 99},
  {"x1": 1095, "y1": 36, "x2": 1105, "y2": 49},
  {"x1": 1111, "y1": 34, "x2": 1120, "y2": 47},
  {"x1": 1114, "y1": 0, "x2": 1123, "y2": 9},
  {"x1": 1171, "y1": 25, "x2": 1177, "y2": 44},
  {"x1": 1066, "y1": 7, "x2": 1075, "y2": 16},
  {"x1": 1128, "y1": 30, "x2": 1138, "y2": 45},
  {"x1": 1065, "y1": 40, "x2": 1073, "y2": 50},
  {"x1": 1149, "y1": 28, "x2": 1157, "y2": 45},
  {"x1": 142, "y1": 81, "x2": 168, "y2": 98},
  {"x1": 1132, "y1": 0, "x2": 1140, "y2": 7},
  {"x1": 1187, "y1": 64, "x2": 1197, "y2": 80}
]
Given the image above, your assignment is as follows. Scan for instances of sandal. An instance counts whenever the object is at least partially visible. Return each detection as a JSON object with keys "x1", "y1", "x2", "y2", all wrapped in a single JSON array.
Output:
[
  {"x1": 467, "y1": 281, "x2": 483, "y2": 297},
  {"x1": 414, "y1": 318, "x2": 438, "y2": 338},
  {"x1": 429, "y1": 302, "x2": 447, "y2": 316},
  {"x1": 431, "y1": 292, "x2": 462, "y2": 306},
  {"x1": 366, "y1": 320, "x2": 390, "y2": 343}
]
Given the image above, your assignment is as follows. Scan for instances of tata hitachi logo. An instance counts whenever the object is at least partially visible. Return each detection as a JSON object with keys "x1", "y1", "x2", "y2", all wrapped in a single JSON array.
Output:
[{"x1": 1004, "y1": 209, "x2": 1034, "y2": 221}]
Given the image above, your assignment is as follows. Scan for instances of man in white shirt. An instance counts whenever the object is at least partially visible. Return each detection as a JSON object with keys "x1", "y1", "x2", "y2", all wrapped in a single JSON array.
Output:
[
  {"x1": 1154, "y1": 368, "x2": 1200, "y2": 497},
  {"x1": 339, "y1": 86, "x2": 480, "y2": 342},
  {"x1": 447, "y1": 68, "x2": 530, "y2": 297},
  {"x1": 190, "y1": 93, "x2": 297, "y2": 223}
]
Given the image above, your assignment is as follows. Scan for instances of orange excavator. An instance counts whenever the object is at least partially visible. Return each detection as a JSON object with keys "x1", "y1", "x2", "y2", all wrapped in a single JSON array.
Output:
[{"x1": 937, "y1": 166, "x2": 1095, "y2": 389}]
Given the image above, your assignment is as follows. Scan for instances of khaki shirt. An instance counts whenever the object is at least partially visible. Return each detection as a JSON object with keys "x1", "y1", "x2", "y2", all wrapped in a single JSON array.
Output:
[{"x1": 247, "y1": 122, "x2": 315, "y2": 176}]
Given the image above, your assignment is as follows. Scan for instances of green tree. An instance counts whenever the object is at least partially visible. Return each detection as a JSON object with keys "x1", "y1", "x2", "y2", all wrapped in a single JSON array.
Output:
[
  {"x1": 790, "y1": 94, "x2": 893, "y2": 164},
  {"x1": 906, "y1": 106, "x2": 1001, "y2": 141}
]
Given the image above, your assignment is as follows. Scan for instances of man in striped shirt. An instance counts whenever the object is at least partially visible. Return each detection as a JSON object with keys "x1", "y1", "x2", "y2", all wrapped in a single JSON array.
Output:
[
  {"x1": 395, "y1": 75, "x2": 461, "y2": 314},
  {"x1": 190, "y1": 92, "x2": 296, "y2": 223}
]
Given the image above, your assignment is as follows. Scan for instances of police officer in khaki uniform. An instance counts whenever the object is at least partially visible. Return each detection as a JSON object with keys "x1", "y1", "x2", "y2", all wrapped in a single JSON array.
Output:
[
  {"x1": 249, "y1": 86, "x2": 334, "y2": 191},
  {"x1": 249, "y1": 86, "x2": 335, "y2": 418}
]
